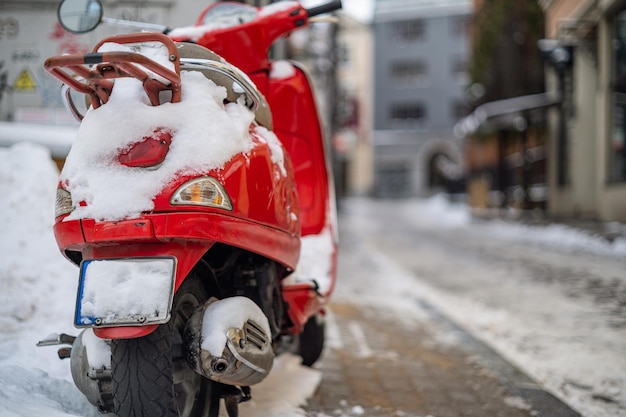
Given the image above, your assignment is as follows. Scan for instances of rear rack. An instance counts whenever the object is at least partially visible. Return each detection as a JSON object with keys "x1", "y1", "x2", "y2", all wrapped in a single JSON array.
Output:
[{"x1": 45, "y1": 32, "x2": 181, "y2": 110}]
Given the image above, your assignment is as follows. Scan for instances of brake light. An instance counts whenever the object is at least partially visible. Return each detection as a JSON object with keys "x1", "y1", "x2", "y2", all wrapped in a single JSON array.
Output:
[{"x1": 118, "y1": 128, "x2": 173, "y2": 168}]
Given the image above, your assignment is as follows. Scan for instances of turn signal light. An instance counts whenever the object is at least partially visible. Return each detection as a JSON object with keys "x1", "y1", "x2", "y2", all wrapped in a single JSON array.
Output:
[{"x1": 170, "y1": 177, "x2": 232, "y2": 210}]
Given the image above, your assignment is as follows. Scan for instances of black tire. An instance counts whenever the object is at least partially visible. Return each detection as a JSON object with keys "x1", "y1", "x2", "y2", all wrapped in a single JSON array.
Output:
[
  {"x1": 111, "y1": 275, "x2": 215, "y2": 417},
  {"x1": 298, "y1": 313, "x2": 325, "y2": 367}
]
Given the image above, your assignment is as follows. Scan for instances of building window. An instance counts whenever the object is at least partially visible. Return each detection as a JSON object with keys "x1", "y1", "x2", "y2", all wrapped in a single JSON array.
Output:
[
  {"x1": 451, "y1": 57, "x2": 468, "y2": 85},
  {"x1": 611, "y1": 9, "x2": 626, "y2": 181},
  {"x1": 390, "y1": 102, "x2": 426, "y2": 127},
  {"x1": 450, "y1": 15, "x2": 471, "y2": 38},
  {"x1": 391, "y1": 60, "x2": 427, "y2": 86},
  {"x1": 391, "y1": 19, "x2": 425, "y2": 43}
]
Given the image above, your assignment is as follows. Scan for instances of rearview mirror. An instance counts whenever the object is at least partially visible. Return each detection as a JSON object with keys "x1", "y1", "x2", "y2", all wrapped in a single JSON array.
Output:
[{"x1": 58, "y1": 0, "x2": 103, "y2": 34}]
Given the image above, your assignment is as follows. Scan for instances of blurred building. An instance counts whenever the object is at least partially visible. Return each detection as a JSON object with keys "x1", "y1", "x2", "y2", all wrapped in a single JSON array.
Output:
[
  {"x1": 538, "y1": 0, "x2": 626, "y2": 222},
  {"x1": 457, "y1": 0, "x2": 626, "y2": 223},
  {"x1": 335, "y1": 14, "x2": 374, "y2": 197},
  {"x1": 456, "y1": 0, "x2": 549, "y2": 214},
  {"x1": 371, "y1": 0, "x2": 471, "y2": 198}
]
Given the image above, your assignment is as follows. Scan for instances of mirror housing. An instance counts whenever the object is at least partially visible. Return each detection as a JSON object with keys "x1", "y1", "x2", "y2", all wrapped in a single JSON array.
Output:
[{"x1": 58, "y1": 0, "x2": 103, "y2": 34}]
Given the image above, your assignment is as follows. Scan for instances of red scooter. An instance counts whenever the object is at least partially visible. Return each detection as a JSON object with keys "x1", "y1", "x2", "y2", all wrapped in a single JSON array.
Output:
[{"x1": 38, "y1": 1, "x2": 340, "y2": 416}]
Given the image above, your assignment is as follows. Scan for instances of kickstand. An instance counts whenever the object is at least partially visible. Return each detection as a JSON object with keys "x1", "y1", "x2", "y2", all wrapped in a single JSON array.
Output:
[{"x1": 221, "y1": 385, "x2": 251, "y2": 417}]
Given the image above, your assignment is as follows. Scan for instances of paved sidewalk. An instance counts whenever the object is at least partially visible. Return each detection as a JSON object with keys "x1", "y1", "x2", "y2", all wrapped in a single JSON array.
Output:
[{"x1": 304, "y1": 300, "x2": 581, "y2": 417}]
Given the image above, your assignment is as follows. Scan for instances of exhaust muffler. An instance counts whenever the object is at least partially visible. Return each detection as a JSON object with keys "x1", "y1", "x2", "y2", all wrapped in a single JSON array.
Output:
[{"x1": 184, "y1": 296, "x2": 274, "y2": 386}]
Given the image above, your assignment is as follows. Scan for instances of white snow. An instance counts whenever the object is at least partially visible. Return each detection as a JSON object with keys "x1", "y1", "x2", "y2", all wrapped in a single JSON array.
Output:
[
  {"x1": 270, "y1": 60, "x2": 297, "y2": 80},
  {"x1": 97, "y1": 41, "x2": 177, "y2": 83},
  {"x1": 283, "y1": 227, "x2": 335, "y2": 295},
  {"x1": 200, "y1": 297, "x2": 271, "y2": 357},
  {"x1": 81, "y1": 330, "x2": 111, "y2": 369},
  {"x1": 255, "y1": 126, "x2": 288, "y2": 177}
]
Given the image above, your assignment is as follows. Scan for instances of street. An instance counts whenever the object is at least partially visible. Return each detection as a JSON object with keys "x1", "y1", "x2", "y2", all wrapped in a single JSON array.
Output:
[{"x1": 304, "y1": 197, "x2": 626, "y2": 417}]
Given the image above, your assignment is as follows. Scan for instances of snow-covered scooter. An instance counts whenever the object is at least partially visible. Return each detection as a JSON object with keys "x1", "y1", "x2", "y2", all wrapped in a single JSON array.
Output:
[{"x1": 37, "y1": 1, "x2": 340, "y2": 416}]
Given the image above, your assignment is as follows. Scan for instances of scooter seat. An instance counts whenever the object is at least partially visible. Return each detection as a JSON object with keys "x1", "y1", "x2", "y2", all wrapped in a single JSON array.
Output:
[{"x1": 176, "y1": 42, "x2": 273, "y2": 129}]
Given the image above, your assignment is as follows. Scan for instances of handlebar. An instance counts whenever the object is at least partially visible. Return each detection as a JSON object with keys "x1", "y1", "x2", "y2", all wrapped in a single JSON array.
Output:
[{"x1": 306, "y1": 0, "x2": 342, "y2": 17}]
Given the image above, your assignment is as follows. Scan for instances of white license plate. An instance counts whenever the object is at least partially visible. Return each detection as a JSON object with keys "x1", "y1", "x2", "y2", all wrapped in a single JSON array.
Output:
[{"x1": 75, "y1": 257, "x2": 176, "y2": 327}]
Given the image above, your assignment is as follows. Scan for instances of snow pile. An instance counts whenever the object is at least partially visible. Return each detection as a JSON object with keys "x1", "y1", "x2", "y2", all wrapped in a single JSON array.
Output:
[
  {"x1": 403, "y1": 194, "x2": 626, "y2": 257},
  {"x1": 0, "y1": 143, "x2": 99, "y2": 416},
  {"x1": 0, "y1": 143, "x2": 78, "y2": 370},
  {"x1": 483, "y1": 220, "x2": 626, "y2": 256},
  {"x1": 62, "y1": 67, "x2": 255, "y2": 221}
]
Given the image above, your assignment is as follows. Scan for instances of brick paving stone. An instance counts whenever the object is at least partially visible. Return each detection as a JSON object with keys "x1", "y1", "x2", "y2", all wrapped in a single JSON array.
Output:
[{"x1": 303, "y1": 301, "x2": 578, "y2": 417}]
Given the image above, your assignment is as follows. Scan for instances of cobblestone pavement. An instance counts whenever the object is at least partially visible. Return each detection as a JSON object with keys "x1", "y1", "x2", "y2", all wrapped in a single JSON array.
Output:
[{"x1": 303, "y1": 300, "x2": 581, "y2": 417}]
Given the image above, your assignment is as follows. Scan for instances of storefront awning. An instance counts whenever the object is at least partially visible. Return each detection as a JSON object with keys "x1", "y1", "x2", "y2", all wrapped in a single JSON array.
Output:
[{"x1": 454, "y1": 93, "x2": 560, "y2": 137}]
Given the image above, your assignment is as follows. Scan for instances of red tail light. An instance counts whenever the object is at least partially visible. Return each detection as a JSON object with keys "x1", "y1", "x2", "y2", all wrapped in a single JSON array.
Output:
[{"x1": 118, "y1": 128, "x2": 173, "y2": 168}]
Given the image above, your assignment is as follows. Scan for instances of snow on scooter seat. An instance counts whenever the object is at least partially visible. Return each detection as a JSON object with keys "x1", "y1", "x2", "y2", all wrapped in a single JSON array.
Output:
[{"x1": 61, "y1": 41, "x2": 260, "y2": 221}]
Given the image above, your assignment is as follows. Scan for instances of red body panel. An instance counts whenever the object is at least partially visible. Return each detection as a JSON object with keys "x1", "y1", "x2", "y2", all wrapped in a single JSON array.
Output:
[{"x1": 269, "y1": 65, "x2": 330, "y2": 236}]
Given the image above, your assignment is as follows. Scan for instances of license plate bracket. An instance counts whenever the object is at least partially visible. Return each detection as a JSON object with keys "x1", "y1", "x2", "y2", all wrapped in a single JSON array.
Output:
[{"x1": 75, "y1": 257, "x2": 176, "y2": 328}]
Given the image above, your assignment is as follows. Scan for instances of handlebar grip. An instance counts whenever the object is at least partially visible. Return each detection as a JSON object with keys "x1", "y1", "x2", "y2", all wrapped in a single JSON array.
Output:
[{"x1": 306, "y1": 0, "x2": 342, "y2": 17}]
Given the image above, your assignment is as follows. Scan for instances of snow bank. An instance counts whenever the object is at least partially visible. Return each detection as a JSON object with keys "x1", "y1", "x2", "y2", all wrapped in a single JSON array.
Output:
[{"x1": 404, "y1": 194, "x2": 626, "y2": 257}]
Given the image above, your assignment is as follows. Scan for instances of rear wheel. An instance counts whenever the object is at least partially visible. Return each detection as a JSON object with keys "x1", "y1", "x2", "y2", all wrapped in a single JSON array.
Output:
[
  {"x1": 111, "y1": 275, "x2": 215, "y2": 417},
  {"x1": 298, "y1": 313, "x2": 325, "y2": 367}
]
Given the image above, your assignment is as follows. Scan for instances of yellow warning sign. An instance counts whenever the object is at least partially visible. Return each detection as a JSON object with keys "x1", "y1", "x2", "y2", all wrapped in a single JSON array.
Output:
[{"x1": 13, "y1": 68, "x2": 37, "y2": 91}]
